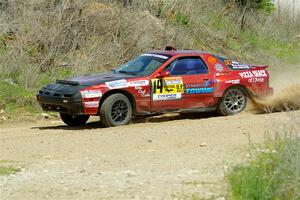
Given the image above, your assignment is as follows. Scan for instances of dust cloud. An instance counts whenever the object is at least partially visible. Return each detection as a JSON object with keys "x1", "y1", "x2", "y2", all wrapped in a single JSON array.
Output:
[{"x1": 250, "y1": 63, "x2": 300, "y2": 113}]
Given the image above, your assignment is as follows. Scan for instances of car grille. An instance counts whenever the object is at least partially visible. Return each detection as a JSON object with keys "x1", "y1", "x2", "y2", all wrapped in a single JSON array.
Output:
[{"x1": 38, "y1": 83, "x2": 80, "y2": 98}]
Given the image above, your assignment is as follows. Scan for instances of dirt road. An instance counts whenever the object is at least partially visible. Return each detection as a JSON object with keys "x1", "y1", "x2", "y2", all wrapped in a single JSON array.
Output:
[{"x1": 1, "y1": 110, "x2": 299, "y2": 200}]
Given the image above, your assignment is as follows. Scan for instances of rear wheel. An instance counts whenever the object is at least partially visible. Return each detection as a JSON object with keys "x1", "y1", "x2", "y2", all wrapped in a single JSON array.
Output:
[
  {"x1": 100, "y1": 93, "x2": 132, "y2": 127},
  {"x1": 60, "y1": 113, "x2": 90, "y2": 126},
  {"x1": 217, "y1": 87, "x2": 247, "y2": 116}
]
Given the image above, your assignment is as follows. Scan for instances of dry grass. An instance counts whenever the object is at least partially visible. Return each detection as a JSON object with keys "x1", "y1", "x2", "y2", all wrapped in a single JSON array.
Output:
[{"x1": 0, "y1": 0, "x2": 299, "y2": 110}]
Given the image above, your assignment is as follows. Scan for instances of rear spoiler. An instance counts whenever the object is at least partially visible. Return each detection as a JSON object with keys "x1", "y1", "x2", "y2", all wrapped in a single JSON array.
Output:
[
  {"x1": 56, "y1": 79, "x2": 80, "y2": 86},
  {"x1": 223, "y1": 60, "x2": 268, "y2": 70},
  {"x1": 214, "y1": 56, "x2": 269, "y2": 70}
]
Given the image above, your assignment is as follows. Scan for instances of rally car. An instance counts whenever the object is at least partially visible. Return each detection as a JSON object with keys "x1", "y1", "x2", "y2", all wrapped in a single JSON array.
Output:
[{"x1": 37, "y1": 48, "x2": 273, "y2": 127}]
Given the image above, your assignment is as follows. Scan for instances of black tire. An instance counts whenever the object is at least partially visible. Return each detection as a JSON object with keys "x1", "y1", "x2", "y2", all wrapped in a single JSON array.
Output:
[
  {"x1": 60, "y1": 113, "x2": 90, "y2": 126},
  {"x1": 217, "y1": 87, "x2": 247, "y2": 116},
  {"x1": 100, "y1": 93, "x2": 132, "y2": 127}
]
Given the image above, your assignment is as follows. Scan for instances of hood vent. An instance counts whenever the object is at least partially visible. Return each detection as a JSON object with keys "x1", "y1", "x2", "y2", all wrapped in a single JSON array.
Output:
[{"x1": 56, "y1": 79, "x2": 80, "y2": 86}]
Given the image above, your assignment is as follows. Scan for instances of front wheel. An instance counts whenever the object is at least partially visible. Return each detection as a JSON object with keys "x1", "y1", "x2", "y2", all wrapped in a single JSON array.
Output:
[
  {"x1": 100, "y1": 93, "x2": 132, "y2": 127},
  {"x1": 60, "y1": 113, "x2": 90, "y2": 126},
  {"x1": 217, "y1": 87, "x2": 247, "y2": 116}
]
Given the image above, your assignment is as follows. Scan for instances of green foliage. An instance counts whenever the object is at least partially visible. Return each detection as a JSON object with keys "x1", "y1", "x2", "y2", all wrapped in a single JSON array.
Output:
[
  {"x1": 0, "y1": 166, "x2": 20, "y2": 176},
  {"x1": 25, "y1": 43, "x2": 40, "y2": 57},
  {"x1": 227, "y1": 136, "x2": 300, "y2": 200},
  {"x1": 35, "y1": 67, "x2": 72, "y2": 88},
  {"x1": 173, "y1": 11, "x2": 191, "y2": 27},
  {"x1": 233, "y1": 0, "x2": 275, "y2": 13},
  {"x1": 0, "y1": 80, "x2": 36, "y2": 110}
]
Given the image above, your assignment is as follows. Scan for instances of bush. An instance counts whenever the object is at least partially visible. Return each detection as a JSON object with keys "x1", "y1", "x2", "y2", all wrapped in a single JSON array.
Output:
[
  {"x1": 227, "y1": 133, "x2": 300, "y2": 200},
  {"x1": 0, "y1": 0, "x2": 299, "y2": 113},
  {"x1": 233, "y1": 0, "x2": 275, "y2": 13},
  {"x1": 0, "y1": 80, "x2": 36, "y2": 111}
]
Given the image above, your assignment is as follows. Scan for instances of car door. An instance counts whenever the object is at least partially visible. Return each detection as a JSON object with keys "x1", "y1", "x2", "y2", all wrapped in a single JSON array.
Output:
[
  {"x1": 178, "y1": 56, "x2": 216, "y2": 109},
  {"x1": 150, "y1": 56, "x2": 215, "y2": 112}
]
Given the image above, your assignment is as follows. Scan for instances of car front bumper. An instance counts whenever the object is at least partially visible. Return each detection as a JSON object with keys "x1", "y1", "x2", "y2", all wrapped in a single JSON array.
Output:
[{"x1": 37, "y1": 94, "x2": 84, "y2": 115}]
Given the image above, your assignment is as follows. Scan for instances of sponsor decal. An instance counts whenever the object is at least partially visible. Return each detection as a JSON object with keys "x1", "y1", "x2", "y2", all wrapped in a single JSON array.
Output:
[
  {"x1": 224, "y1": 60, "x2": 250, "y2": 69},
  {"x1": 83, "y1": 101, "x2": 99, "y2": 108},
  {"x1": 141, "y1": 53, "x2": 169, "y2": 60},
  {"x1": 105, "y1": 79, "x2": 128, "y2": 89},
  {"x1": 225, "y1": 79, "x2": 240, "y2": 84},
  {"x1": 185, "y1": 80, "x2": 214, "y2": 88},
  {"x1": 151, "y1": 77, "x2": 184, "y2": 100},
  {"x1": 163, "y1": 77, "x2": 182, "y2": 85},
  {"x1": 138, "y1": 89, "x2": 150, "y2": 97},
  {"x1": 215, "y1": 63, "x2": 224, "y2": 71},
  {"x1": 185, "y1": 87, "x2": 214, "y2": 94},
  {"x1": 153, "y1": 93, "x2": 181, "y2": 101},
  {"x1": 239, "y1": 70, "x2": 267, "y2": 78},
  {"x1": 231, "y1": 61, "x2": 250, "y2": 69},
  {"x1": 151, "y1": 77, "x2": 184, "y2": 95},
  {"x1": 185, "y1": 83, "x2": 203, "y2": 88},
  {"x1": 224, "y1": 60, "x2": 232, "y2": 66},
  {"x1": 128, "y1": 80, "x2": 149, "y2": 87},
  {"x1": 207, "y1": 56, "x2": 217, "y2": 64},
  {"x1": 248, "y1": 77, "x2": 264, "y2": 83},
  {"x1": 80, "y1": 90, "x2": 102, "y2": 98}
]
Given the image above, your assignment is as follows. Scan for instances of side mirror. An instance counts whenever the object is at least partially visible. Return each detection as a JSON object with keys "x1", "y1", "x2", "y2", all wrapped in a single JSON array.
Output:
[{"x1": 155, "y1": 70, "x2": 170, "y2": 78}]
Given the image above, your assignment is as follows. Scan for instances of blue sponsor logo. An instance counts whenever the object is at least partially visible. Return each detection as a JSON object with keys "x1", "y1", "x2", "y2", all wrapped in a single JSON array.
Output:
[{"x1": 185, "y1": 87, "x2": 214, "y2": 94}]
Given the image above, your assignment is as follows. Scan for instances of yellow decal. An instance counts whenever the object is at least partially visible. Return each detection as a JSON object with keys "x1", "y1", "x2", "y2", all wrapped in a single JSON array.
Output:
[
  {"x1": 224, "y1": 60, "x2": 232, "y2": 66},
  {"x1": 151, "y1": 77, "x2": 184, "y2": 94}
]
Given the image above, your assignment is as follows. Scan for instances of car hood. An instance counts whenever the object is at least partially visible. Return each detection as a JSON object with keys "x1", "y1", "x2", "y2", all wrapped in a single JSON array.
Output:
[{"x1": 64, "y1": 72, "x2": 137, "y2": 86}]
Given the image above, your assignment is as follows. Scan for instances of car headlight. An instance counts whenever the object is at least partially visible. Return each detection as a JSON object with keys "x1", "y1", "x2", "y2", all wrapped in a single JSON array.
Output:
[{"x1": 80, "y1": 90, "x2": 102, "y2": 98}]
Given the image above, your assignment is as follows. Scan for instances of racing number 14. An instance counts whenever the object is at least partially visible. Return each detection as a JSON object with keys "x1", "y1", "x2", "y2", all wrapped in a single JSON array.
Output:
[{"x1": 152, "y1": 79, "x2": 163, "y2": 94}]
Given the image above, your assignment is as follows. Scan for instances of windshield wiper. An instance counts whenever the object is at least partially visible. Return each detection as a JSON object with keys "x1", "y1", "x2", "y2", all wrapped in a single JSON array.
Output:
[{"x1": 118, "y1": 70, "x2": 137, "y2": 75}]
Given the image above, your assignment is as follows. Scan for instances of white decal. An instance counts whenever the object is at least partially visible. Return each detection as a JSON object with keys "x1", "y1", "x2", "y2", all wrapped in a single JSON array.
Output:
[
  {"x1": 215, "y1": 63, "x2": 224, "y2": 71},
  {"x1": 225, "y1": 79, "x2": 240, "y2": 84},
  {"x1": 138, "y1": 89, "x2": 150, "y2": 97},
  {"x1": 163, "y1": 77, "x2": 182, "y2": 85},
  {"x1": 153, "y1": 93, "x2": 181, "y2": 101},
  {"x1": 81, "y1": 90, "x2": 102, "y2": 98},
  {"x1": 141, "y1": 53, "x2": 169, "y2": 59},
  {"x1": 231, "y1": 61, "x2": 250, "y2": 69},
  {"x1": 248, "y1": 77, "x2": 264, "y2": 83},
  {"x1": 239, "y1": 70, "x2": 267, "y2": 78},
  {"x1": 83, "y1": 101, "x2": 99, "y2": 108},
  {"x1": 105, "y1": 79, "x2": 128, "y2": 89},
  {"x1": 128, "y1": 80, "x2": 149, "y2": 87}
]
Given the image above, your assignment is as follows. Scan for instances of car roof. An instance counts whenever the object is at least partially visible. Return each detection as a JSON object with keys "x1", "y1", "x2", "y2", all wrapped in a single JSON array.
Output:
[{"x1": 147, "y1": 50, "x2": 209, "y2": 57}]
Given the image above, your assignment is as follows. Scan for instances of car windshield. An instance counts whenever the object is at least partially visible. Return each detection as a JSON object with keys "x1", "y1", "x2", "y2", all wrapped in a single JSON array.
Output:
[{"x1": 114, "y1": 54, "x2": 170, "y2": 76}]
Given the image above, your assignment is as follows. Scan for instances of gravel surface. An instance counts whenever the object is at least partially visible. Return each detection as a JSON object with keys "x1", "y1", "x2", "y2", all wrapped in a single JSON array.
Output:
[{"x1": 0, "y1": 111, "x2": 299, "y2": 200}]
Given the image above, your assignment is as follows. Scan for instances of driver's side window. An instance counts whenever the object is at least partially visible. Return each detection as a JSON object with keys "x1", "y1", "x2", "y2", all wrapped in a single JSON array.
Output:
[{"x1": 166, "y1": 57, "x2": 208, "y2": 76}]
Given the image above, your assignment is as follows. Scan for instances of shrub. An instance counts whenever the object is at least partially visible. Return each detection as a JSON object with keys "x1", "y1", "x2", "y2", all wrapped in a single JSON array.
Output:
[
  {"x1": 228, "y1": 133, "x2": 300, "y2": 200},
  {"x1": 0, "y1": 80, "x2": 35, "y2": 110}
]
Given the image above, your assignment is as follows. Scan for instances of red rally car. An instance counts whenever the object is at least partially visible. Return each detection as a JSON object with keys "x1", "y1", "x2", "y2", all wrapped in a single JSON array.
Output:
[{"x1": 37, "y1": 48, "x2": 273, "y2": 127}]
